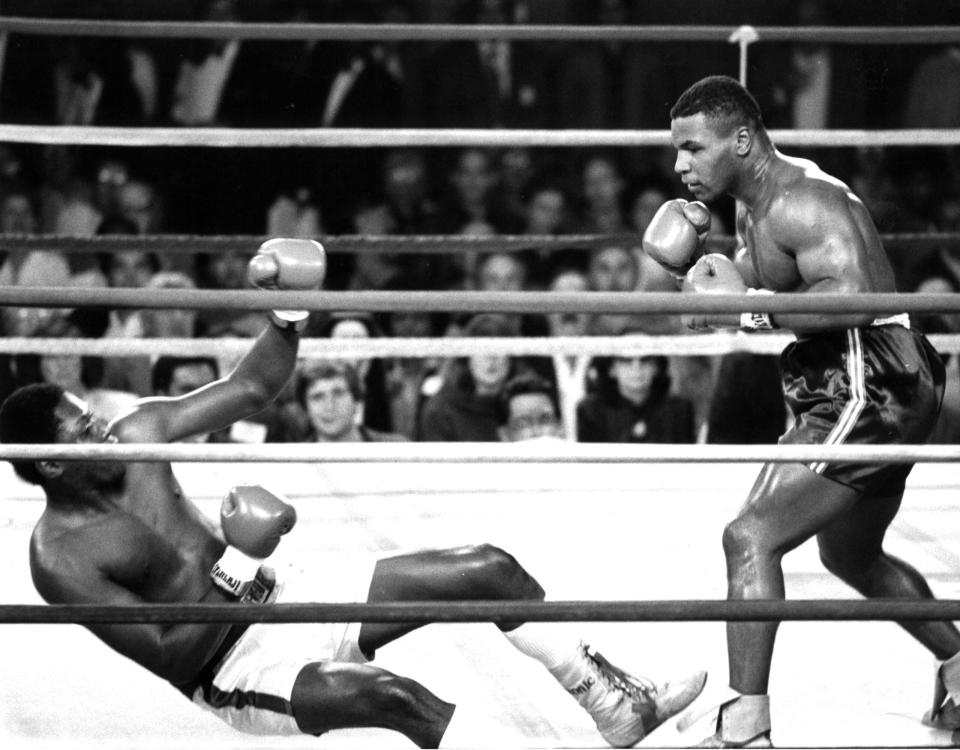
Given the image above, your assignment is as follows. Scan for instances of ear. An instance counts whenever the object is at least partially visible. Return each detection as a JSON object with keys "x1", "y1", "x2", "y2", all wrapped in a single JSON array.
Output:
[
  {"x1": 35, "y1": 460, "x2": 63, "y2": 480},
  {"x1": 735, "y1": 126, "x2": 753, "y2": 157}
]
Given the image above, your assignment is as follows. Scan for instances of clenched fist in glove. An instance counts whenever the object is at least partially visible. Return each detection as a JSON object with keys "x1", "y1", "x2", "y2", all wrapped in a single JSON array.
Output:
[
  {"x1": 642, "y1": 199, "x2": 711, "y2": 281},
  {"x1": 247, "y1": 238, "x2": 326, "y2": 332},
  {"x1": 210, "y1": 484, "x2": 297, "y2": 598},
  {"x1": 680, "y1": 253, "x2": 749, "y2": 330}
]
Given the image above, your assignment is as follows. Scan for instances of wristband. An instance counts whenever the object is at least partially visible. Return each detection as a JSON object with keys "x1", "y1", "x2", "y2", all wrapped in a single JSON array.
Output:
[
  {"x1": 740, "y1": 288, "x2": 777, "y2": 331},
  {"x1": 210, "y1": 545, "x2": 262, "y2": 598},
  {"x1": 269, "y1": 309, "x2": 309, "y2": 333}
]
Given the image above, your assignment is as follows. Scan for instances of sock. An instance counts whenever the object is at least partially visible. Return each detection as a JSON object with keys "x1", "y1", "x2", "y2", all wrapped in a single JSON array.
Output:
[{"x1": 502, "y1": 623, "x2": 590, "y2": 690}]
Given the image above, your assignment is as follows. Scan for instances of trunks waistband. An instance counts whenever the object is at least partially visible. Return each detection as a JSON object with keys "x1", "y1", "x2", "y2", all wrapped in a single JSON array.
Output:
[
  {"x1": 172, "y1": 569, "x2": 276, "y2": 699},
  {"x1": 872, "y1": 313, "x2": 910, "y2": 329}
]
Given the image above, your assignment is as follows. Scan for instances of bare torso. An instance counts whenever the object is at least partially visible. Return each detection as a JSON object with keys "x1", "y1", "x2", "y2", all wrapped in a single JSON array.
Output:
[{"x1": 737, "y1": 153, "x2": 896, "y2": 296}]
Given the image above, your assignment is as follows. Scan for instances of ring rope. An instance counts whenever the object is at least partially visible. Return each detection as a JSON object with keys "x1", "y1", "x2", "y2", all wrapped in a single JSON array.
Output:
[
  {"x1": 6, "y1": 333, "x2": 960, "y2": 359},
  {"x1": 0, "y1": 232, "x2": 645, "y2": 255},
  {"x1": 3, "y1": 599, "x2": 960, "y2": 625},
  {"x1": 4, "y1": 232, "x2": 958, "y2": 254},
  {"x1": 1, "y1": 442, "x2": 957, "y2": 463},
  {"x1": 2, "y1": 287, "x2": 959, "y2": 315},
  {"x1": 2, "y1": 17, "x2": 958, "y2": 45},
  {"x1": 2, "y1": 124, "x2": 957, "y2": 148}
]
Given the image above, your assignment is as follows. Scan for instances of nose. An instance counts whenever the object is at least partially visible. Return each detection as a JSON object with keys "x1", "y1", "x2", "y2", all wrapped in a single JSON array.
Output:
[{"x1": 674, "y1": 151, "x2": 689, "y2": 174}]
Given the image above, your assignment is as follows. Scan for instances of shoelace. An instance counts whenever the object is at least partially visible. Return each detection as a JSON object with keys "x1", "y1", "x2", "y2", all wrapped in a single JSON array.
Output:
[{"x1": 582, "y1": 645, "x2": 657, "y2": 704}]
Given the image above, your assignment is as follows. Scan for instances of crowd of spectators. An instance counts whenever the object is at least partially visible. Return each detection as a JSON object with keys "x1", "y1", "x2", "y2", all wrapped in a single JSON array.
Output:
[{"x1": 1, "y1": 0, "x2": 960, "y2": 444}]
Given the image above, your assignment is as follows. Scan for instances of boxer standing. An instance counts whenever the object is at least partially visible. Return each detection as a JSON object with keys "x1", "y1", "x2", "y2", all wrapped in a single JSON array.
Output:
[{"x1": 643, "y1": 75, "x2": 960, "y2": 747}]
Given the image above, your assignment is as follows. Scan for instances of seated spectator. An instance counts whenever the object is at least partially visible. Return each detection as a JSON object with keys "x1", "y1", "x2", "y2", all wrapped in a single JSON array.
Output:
[
  {"x1": 572, "y1": 152, "x2": 629, "y2": 234},
  {"x1": 315, "y1": 312, "x2": 394, "y2": 435},
  {"x1": 296, "y1": 361, "x2": 407, "y2": 443},
  {"x1": 586, "y1": 244, "x2": 675, "y2": 336},
  {"x1": 417, "y1": 313, "x2": 535, "y2": 442},
  {"x1": 498, "y1": 371, "x2": 566, "y2": 442},
  {"x1": 545, "y1": 265, "x2": 593, "y2": 433},
  {"x1": 577, "y1": 354, "x2": 695, "y2": 443},
  {"x1": 140, "y1": 271, "x2": 200, "y2": 339}
]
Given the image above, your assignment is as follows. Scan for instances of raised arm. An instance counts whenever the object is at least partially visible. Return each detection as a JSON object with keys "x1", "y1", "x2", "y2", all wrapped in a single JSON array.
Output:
[{"x1": 119, "y1": 239, "x2": 326, "y2": 443}]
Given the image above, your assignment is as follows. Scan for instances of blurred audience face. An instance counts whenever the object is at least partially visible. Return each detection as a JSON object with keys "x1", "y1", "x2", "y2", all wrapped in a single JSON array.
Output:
[
  {"x1": 142, "y1": 272, "x2": 197, "y2": 337},
  {"x1": 502, "y1": 391, "x2": 564, "y2": 442},
  {"x1": 589, "y1": 246, "x2": 638, "y2": 292},
  {"x1": 452, "y1": 148, "x2": 496, "y2": 208},
  {"x1": 161, "y1": 361, "x2": 218, "y2": 397},
  {"x1": 477, "y1": 252, "x2": 526, "y2": 291},
  {"x1": 582, "y1": 156, "x2": 624, "y2": 211},
  {"x1": 1, "y1": 191, "x2": 37, "y2": 233},
  {"x1": 206, "y1": 251, "x2": 250, "y2": 289},
  {"x1": 108, "y1": 250, "x2": 155, "y2": 288},
  {"x1": 547, "y1": 268, "x2": 591, "y2": 337},
  {"x1": 469, "y1": 354, "x2": 510, "y2": 396},
  {"x1": 526, "y1": 187, "x2": 566, "y2": 235},
  {"x1": 304, "y1": 371, "x2": 359, "y2": 441},
  {"x1": 329, "y1": 317, "x2": 373, "y2": 380},
  {"x1": 384, "y1": 150, "x2": 428, "y2": 211},
  {"x1": 611, "y1": 356, "x2": 659, "y2": 405},
  {"x1": 629, "y1": 187, "x2": 669, "y2": 234},
  {"x1": 118, "y1": 180, "x2": 158, "y2": 233}
]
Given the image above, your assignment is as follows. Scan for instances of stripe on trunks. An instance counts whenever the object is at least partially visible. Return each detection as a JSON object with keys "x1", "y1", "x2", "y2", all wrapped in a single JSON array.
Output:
[{"x1": 810, "y1": 328, "x2": 866, "y2": 474}]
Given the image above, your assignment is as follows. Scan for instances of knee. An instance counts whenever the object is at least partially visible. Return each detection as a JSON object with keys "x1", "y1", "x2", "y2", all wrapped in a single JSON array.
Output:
[
  {"x1": 293, "y1": 663, "x2": 422, "y2": 733},
  {"x1": 721, "y1": 516, "x2": 773, "y2": 570},
  {"x1": 461, "y1": 543, "x2": 544, "y2": 600}
]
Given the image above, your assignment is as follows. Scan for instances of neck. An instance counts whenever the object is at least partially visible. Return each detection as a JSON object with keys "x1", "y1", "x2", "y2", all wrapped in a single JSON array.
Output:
[
  {"x1": 732, "y1": 144, "x2": 776, "y2": 209},
  {"x1": 316, "y1": 425, "x2": 363, "y2": 443}
]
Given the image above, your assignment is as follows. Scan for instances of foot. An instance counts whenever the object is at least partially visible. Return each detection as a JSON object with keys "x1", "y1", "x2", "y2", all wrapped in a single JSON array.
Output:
[
  {"x1": 693, "y1": 732, "x2": 773, "y2": 748},
  {"x1": 923, "y1": 663, "x2": 960, "y2": 730},
  {"x1": 571, "y1": 642, "x2": 707, "y2": 748}
]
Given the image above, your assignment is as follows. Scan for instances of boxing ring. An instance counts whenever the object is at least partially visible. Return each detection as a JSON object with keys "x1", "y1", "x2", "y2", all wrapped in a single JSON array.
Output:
[{"x1": 3, "y1": 13, "x2": 960, "y2": 750}]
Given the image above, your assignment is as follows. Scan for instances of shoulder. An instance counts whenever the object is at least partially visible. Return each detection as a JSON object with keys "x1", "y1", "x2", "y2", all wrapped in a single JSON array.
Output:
[
  {"x1": 765, "y1": 161, "x2": 859, "y2": 243},
  {"x1": 30, "y1": 514, "x2": 145, "y2": 602},
  {"x1": 110, "y1": 399, "x2": 173, "y2": 442}
]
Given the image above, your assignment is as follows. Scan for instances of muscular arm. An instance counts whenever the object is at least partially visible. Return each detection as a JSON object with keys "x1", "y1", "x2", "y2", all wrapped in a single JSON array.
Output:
[
  {"x1": 117, "y1": 321, "x2": 300, "y2": 442},
  {"x1": 762, "y1": 189, "x2": 879, "y2": 335}
]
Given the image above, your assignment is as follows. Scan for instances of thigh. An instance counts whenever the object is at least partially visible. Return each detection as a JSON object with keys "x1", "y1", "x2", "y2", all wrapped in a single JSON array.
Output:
[
  {"x1": 816, "y1": 474, "x2": 906, "y2": 561},
  {"x1": 359, "y1": 546, "x2": 509, "y2": 653},
  {"x1": 735, "y1": 462, "x2": 863, "y2": 557}
]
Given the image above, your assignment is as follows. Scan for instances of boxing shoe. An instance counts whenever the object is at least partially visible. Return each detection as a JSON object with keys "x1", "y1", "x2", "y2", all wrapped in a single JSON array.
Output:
[
  {"x1": 571, "y1": 642, "x2": 707, "y2": 747},
  {"x1": 691, "y1": 694, "x2": 772, "y2": 748},
  {"x1": 922, "y1": 658, "x2": 960, "y2": 730}
]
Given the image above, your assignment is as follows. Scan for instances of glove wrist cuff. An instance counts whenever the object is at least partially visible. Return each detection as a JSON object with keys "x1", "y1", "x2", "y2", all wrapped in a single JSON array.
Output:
[
  {"x1": 740, "y1": 288, "x2": 777, "y2": 331},
  {"x1": 269, "y1": 309, "x2": 309, "y2": 332},
  {"x1": 211, "y1": 545, "x2": 262, "y2": 598}
]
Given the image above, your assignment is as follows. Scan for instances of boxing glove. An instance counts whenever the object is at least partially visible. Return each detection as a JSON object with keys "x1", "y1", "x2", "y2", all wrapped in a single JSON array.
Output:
[
  {"x1": 680, "y1": 253, "x2": 748, "y2": 330},
  {"x1": 642, "y1": 199, "x2": 711, "y2": 280},
  {"x1": 210, "y1": 485, "x2": 297, "y2": 598},
  {"x1": 247, "y1": 238, "x2": 327, "y2": 332}
]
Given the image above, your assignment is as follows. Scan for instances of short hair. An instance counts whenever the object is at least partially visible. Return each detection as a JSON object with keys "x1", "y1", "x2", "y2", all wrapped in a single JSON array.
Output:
[
  {"x1": 670, "y1": 75, "x2": 764, "y2": 132},
  {"x1": 0, "y1": 383, "x2": 65, "y2": 485},
  {"x1": 297, "y1": 361, "x2": 364, "y2": 407},
  {"x1": 498, "y1": 371, "x2": 559, "y2": 425},
  {"x1": 464, "y1": 313, "x2": 518, "y2": 338},
  {"x1": 151, "y1": 356, "x2": 219, "y2": 394}
]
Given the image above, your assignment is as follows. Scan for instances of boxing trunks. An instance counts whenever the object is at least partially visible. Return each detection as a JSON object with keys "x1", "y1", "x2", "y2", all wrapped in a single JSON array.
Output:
[
  {"x1": 177, "y1": 555, "x2": 377, "y2": 735},
  {"x1": 778, "y1": 315, "x2": 945, "y2": 492}
]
